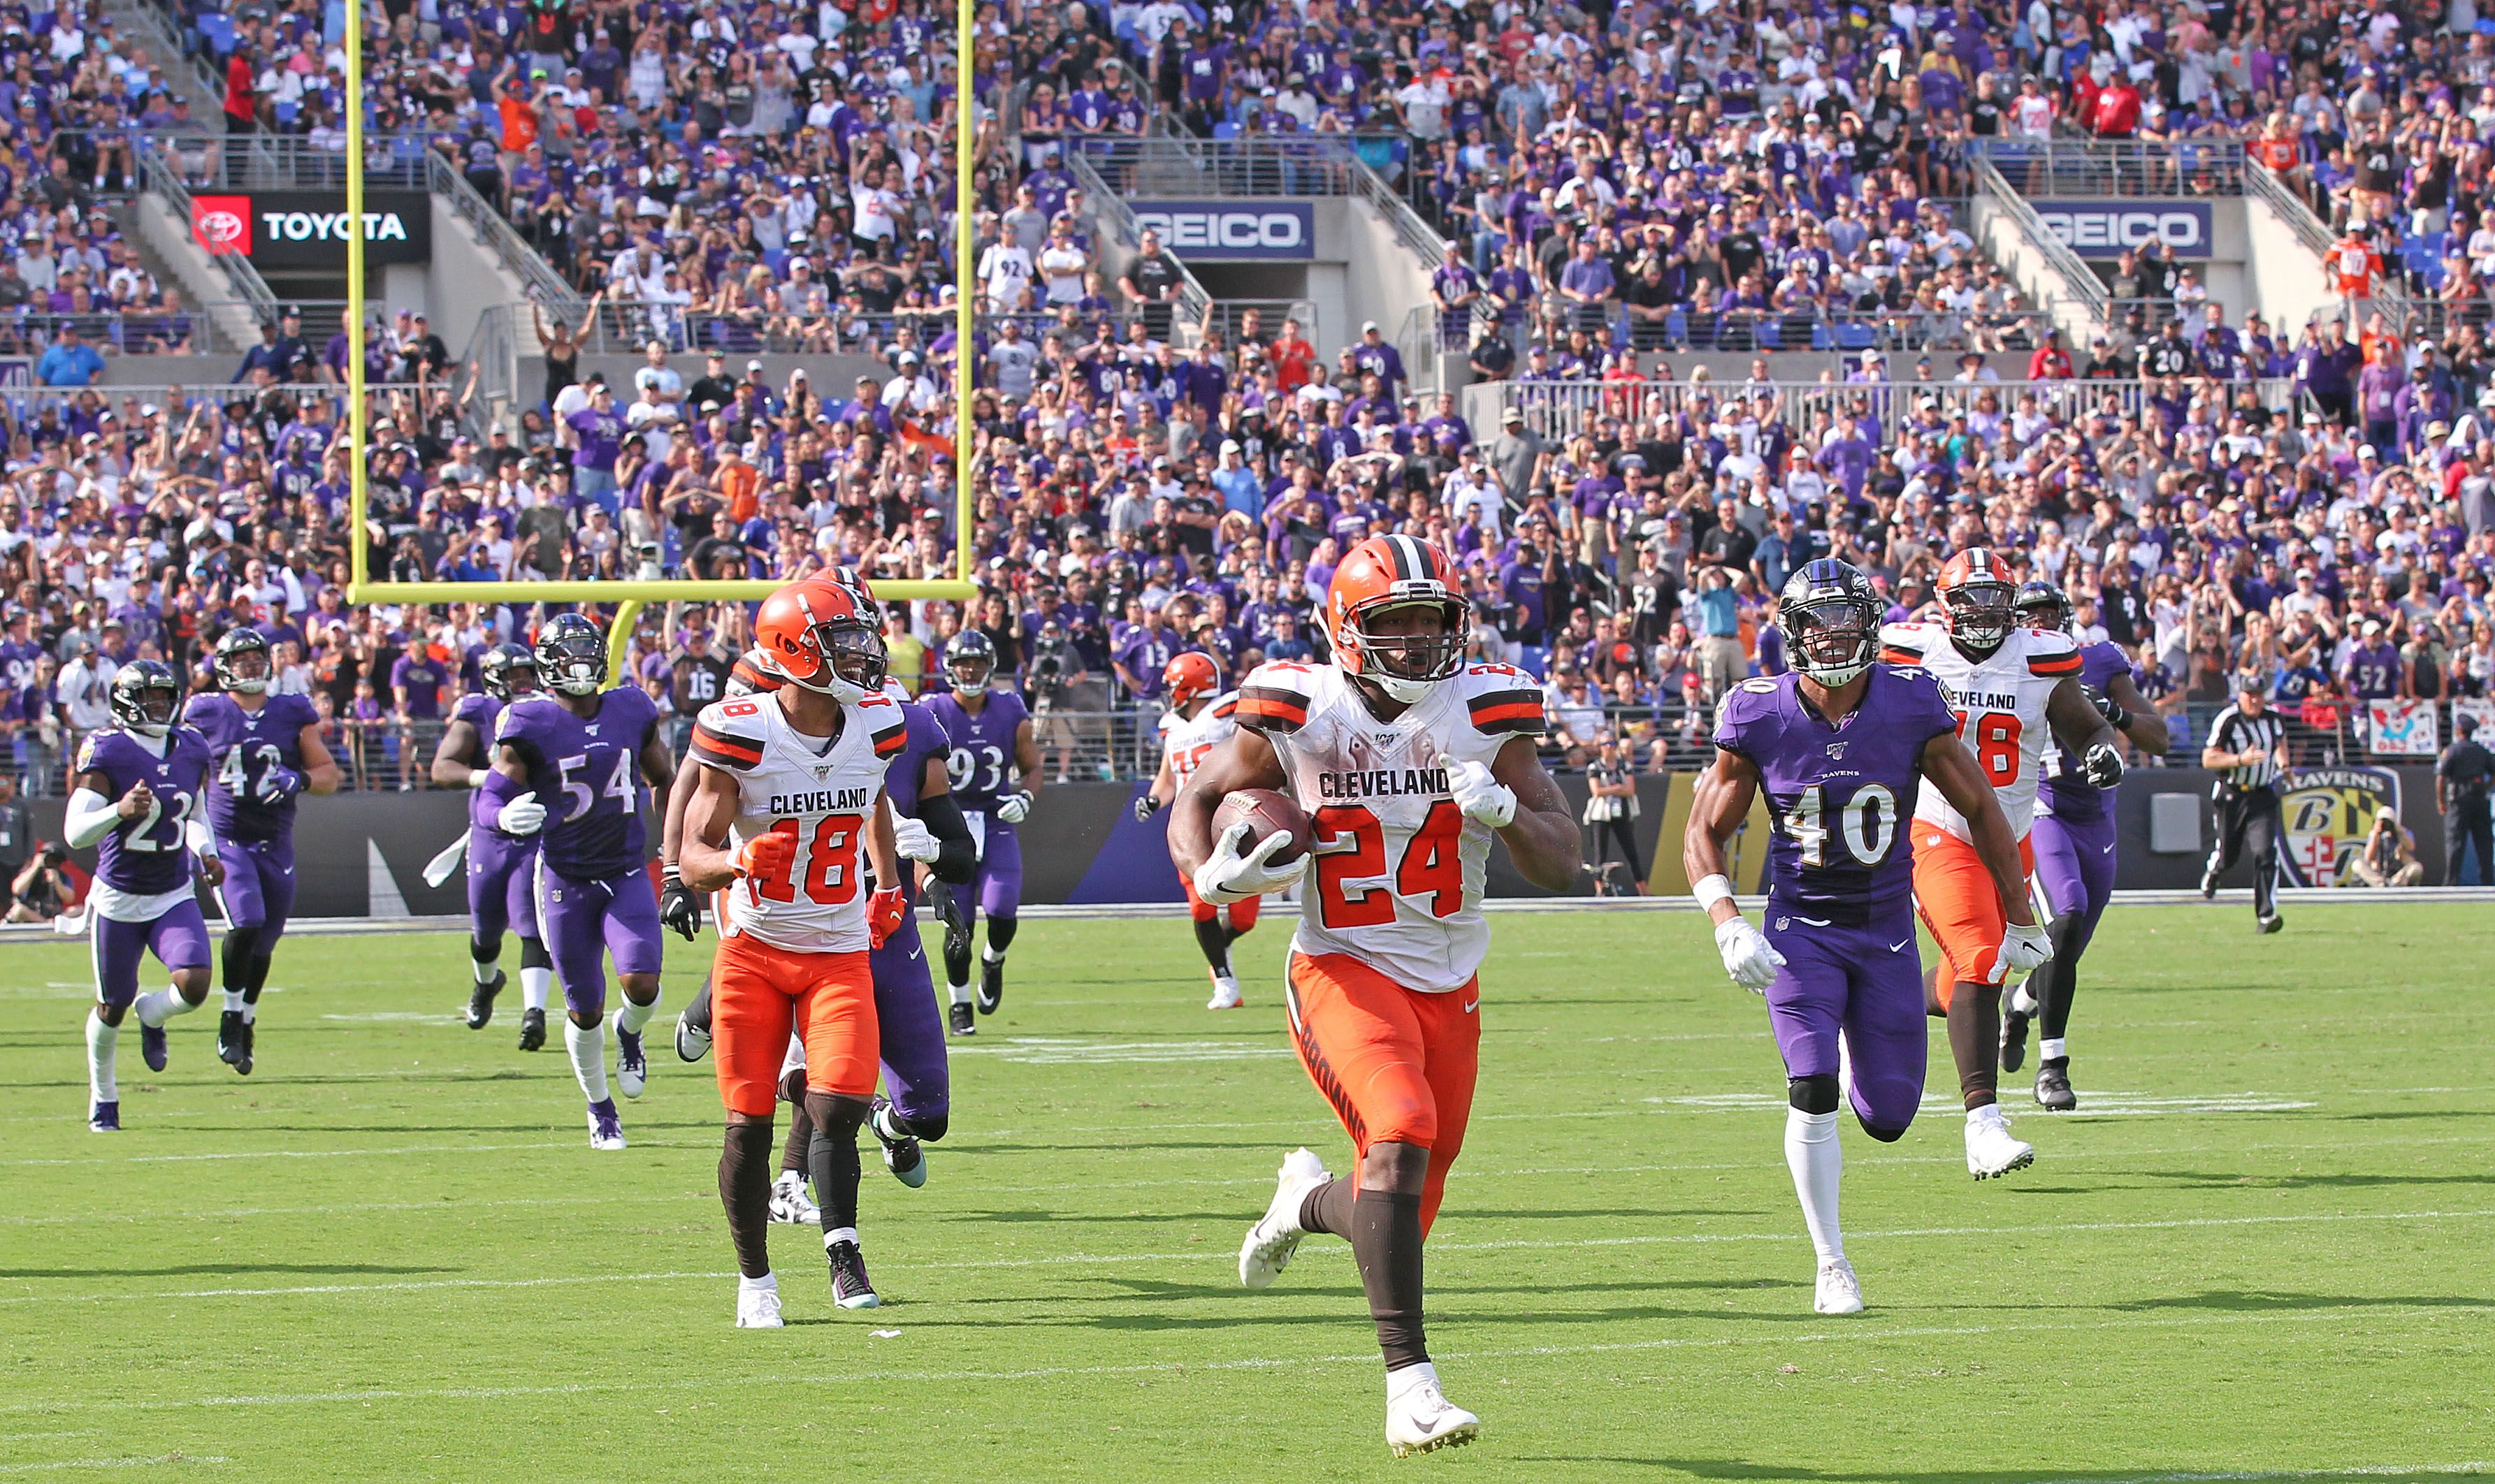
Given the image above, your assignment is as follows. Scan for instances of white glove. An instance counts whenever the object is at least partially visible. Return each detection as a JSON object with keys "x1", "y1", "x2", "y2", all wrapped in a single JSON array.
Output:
[
  {"x1": 1999, "y1": 920, "x2": 2053, "y2": 976},
  {"x1": 892, "y1": 814, "x2": 940, "y2": 863},
  {"x1": 496, "y1": 790, "x2": 547, "y2": 836},
  {"x1": 996, "y1": 790, "x2": 1034, "y2": 824},
  {"x1": 1437, "y1": 752, "x2": 1516, "y2": 829},
  {"x1": 1714, "y1": 916, "x2": 1785, "y2": 994},
  {"x1": 2080, "y1": 741, "x2": 2125, "y2": 789},
  {"x1": 1191, "y1": 820, "x2": 1308, "y2": 905}
]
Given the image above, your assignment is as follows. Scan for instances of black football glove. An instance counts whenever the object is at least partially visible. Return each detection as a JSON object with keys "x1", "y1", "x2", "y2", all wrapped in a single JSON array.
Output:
[
  {"x1": 2086, "y1": 685, "x2": 2132, "y2": 732},
  {"x1": 658, "y1": 866, "x2": 704, "y2": 941},
  {"x1": 1133, "y1": 792, "x2": 1163, "y2": 823},
  {"x1": 2081, "y1": 741, "x2": 2125, "y2": 789}
]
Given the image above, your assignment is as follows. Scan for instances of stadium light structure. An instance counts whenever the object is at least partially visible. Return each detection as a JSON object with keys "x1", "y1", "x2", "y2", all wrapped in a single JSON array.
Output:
[{"x1": 340, "y1": 0, "x2": 981, "y2": 674}]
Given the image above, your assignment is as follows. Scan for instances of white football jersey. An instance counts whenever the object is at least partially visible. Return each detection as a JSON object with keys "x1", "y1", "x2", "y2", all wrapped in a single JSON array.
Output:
[
  {"x1": 1238, "y1": 660, "x2": 1545, "y2": 994},
  {"x1": 1159, "y1": 690, "x2": 1240, "y2": 787},
  {"x1": 689, "y1": 690, "x2": 906, "y2": 953},
  {"x1": 1879, "y1": 622, "x2": 2080, "y2": 841}
]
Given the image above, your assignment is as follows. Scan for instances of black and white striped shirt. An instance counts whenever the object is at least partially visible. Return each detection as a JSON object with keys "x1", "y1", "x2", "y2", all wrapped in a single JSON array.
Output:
[{"x1": 2207, "y1": 705, "x2": 2287, "y2": 792}]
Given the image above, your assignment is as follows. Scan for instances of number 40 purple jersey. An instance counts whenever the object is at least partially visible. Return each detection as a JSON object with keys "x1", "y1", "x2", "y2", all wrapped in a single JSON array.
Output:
[{"x1": 1712, "y1": 667, "x2": 1959, "y2": 925}]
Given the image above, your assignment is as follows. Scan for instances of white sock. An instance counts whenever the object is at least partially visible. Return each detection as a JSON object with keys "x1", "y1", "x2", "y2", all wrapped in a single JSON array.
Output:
[
  {"x1": 616, "y1": 994, "x2": 660, "y2": 1036},
  {"x1": 773, "y1": 1169, "x2": 804, "y2": 1191},
  {"x1": 947, "y1": 980, "x2": 972, "y2": 1005},
  {"x1": 821, "y1": 1225, "x2": 858, "y2": 1250},
  {"x1": 133, "y1": 987, "x2": 198, "y2": 1029},
  {"x1": 222, "y1": 989, "x2": 245, "y2": 1014},
  {"x1": 472, "y1": 954, "x2": 499, "y2": 986},
  {"x1": 1385, "y1": 1361, "x2": 1440, "y2": 1402},
  {"x1": 1784, "y1": 1107, "x2": 1844, "y2": 1263},
  {"x1": 2040, "y1": 1037, "x2": 2068, "y2": 1062},
  {"x1": 565, "y1": 1019, "x2": 610, "y2": 1103},
  {"x1": 520, "y1": 965, "x2": 552, "y2": 1012},
  {"x1": 2008, "y1": 982, "x2": 2039, "y2": 1014},
  {"x1": 982, "y1": 947, "x2": 1006, "y2": 966},
  {"x1": 86, "y1": 1010, "x2": 117, "y2": 1103},
  {"x1": 240, "y1": 1001, "x2": 256, "y2": 1025},
  {"x1": 739, "y1": 1270, "x2": 777, "y2": 1293}
]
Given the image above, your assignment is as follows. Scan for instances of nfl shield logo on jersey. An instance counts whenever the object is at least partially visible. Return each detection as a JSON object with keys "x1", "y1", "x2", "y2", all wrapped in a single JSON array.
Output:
[{"x1": 2278, "y1": 766, "x2": 2400, "y2": 887}]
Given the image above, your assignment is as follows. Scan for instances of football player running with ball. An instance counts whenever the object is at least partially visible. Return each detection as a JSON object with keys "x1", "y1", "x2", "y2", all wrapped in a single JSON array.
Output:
[
  {"x1": 433, "y1": 643, "x2": 558, "y2": 1050},
  {"x1": 2001, "y1": 581, "x2": 2167, "y2": 1110},
  {"x1": 1879, "y1": 550, "x2": 2122, "y2": 1177},
  {"x1": 1684, "y1": 561, "x2": 2044, "y2": 1315},
  {"x1": 925, "y1": 631, "x2": 1040, "y2": 1033},
  {"x1": 676, "y1": 578, "x2": 911, "y2": 1325},
  {"x1": 487, "y1": 614, "x2": 676, "y2": 1150},
  {"x1": 184, "y1": 629, "x2": 341, "y2": 1075},
  {"x1": 64, "y1": 662, "x2": 225, "y2": 1130},
  {"x1": 1172, "y1": 534, "x2": 1580, "y2": 1458},
  {"x1": 1135, "y1": 650, "x2": 1257, "y2": 1009}
]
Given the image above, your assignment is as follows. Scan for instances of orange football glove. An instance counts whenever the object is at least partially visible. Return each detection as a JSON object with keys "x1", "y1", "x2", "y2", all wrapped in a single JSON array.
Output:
[
  {"x1": 733, "y1": 829, "x2": 796, "y2": 881},
  {"x1": 867, "y1": 887, "x2": 907, "y2": 949}
]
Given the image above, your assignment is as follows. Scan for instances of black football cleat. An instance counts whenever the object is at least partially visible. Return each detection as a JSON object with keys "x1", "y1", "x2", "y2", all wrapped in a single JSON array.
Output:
[
  {"x1": 976, "y1": 957, "x2": 1004, "y2": 1015},
  {"x1": 933, "y1": 883, "x2": 972, "y2": 966},
  {"x1": 217, "y1": 1010, "x2": 246, "y2": 1068},
  {"x1": 2199, "y1": 866, "x2": 2219, "y2": 900},
  {"x1": 827, "y1": 1239, "x2": 880, "y2": 1309},
  {"x1": 466, "y1": 969, "x2": 505, "y2": 1030},
  {"x1": 948, "y1": 1002, "x2": 976, "y2": 1037},
  {"x1": 228, "y1": 1017, "x2": 254, "y2": 1077},
  {"x1": 2000, "y1": 994, "x2": 2033, "y2": 1074},
  {"x1": 870, "y1": 1095, "x2": 927, "y2": 1188},
  {"x1": 518, "y1": 1005, "x2": 548, "y2": 1053},
  {"x1": 140, "y1": 1020, "x2": 168, "y2": 1072},
  {"x1": 2257, "y1": 912, "x2": 2284, "y2": 934},
  {"x1": 2034, "y1": 1059, "x2": 2076, "y2": 1112}
]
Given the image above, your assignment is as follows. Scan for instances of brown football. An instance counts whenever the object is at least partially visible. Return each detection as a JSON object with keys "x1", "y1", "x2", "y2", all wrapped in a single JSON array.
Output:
[{"x1": 1211, "y1": 788, "x2": 1314, "y2": 866}]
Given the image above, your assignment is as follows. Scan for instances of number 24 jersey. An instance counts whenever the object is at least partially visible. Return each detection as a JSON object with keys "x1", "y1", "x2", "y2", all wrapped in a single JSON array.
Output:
[{"x1": 1236, "y1": 661, "x2": 1544, "y2": 995}]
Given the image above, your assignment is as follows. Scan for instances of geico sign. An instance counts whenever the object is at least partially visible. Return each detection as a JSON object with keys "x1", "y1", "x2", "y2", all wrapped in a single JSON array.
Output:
[
  {"x1": 2035, "y1": 208, "x2": 2208, "y2": 253},
  {"x1": 259, "y1": 210, "x2": 412, "y2": 243},
  {"x1": 1132, "y1": 208, "x2": 1310, "y2": 254}
]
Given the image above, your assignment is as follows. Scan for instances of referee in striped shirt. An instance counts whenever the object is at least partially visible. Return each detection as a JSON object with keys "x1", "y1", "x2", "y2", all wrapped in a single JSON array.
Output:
[{"x1": 2200, "y1": 675, "x2": 2290, "y2": 933}]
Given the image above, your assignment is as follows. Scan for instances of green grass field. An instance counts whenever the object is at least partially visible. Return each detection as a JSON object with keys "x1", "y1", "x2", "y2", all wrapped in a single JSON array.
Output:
[{"x1": 1, "y1": 902, "x2": 2490, "y2": 1483}]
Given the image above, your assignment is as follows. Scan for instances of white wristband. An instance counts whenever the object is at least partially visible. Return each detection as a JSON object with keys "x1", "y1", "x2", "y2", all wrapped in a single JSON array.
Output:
[
  {"x1": 468, "y1": 768, "x2": 491, "y2": 790},
  {"x1": 1692, "y1": 873, "x2": 1736, "y2": 912}
]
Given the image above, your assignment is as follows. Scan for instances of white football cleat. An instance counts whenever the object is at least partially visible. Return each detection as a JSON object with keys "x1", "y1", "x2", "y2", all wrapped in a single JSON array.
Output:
[
  {"x1": 586, "y1": 1100, "x2": 628, "y2": 1151},
  {"x1": 769, "y1": 1171, "x2": 820, "y2": 1225},
  {"x1": 1964, "y1": 1104, "x2": 2034, "y2": 1179},
  {"x1": 1206, "y1": 974, "x2": 1243, "y2": 1010},
  {"x1": 1814, "y1": 1258, "x2": 1864, "y2": 1314},
  {"x1": 735, "y1": 1274, "x2": 784, "y2": 1328},
  {"x1": 1384, "y1": 1365, "x2": 1480, "y2": 1458},
  {"x1": 1238, "y1": 1147, "x2": 1331, "y2": 1288}
]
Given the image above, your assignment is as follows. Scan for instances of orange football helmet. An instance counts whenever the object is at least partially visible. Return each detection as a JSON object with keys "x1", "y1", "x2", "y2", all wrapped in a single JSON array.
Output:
[
  {"x1": 1327, "y1": 534, "x2": 1469, "y2": 703},
  {"x1": 1163, "y1": 650, "x2": 1220, "y2": 708},
  {"x1": 754, "y1": 577, "x2": 887, "y2": 703},
  {"x1": 1936, "y1": 548, "x2": 2017, "y2": 655}
]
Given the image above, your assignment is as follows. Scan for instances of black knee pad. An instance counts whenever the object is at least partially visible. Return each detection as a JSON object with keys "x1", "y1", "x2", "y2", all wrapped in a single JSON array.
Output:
[
  {"x1": 469, "y1": 933, "x2": 499, "y2": 963},
  {"x1": 519, "y1": 938, "x2": 553, "y2": 970},
  {"x1": 779, "y1": 1068, "x2": 807, "y2": 1105},
  {"x1": 1788, "y1": 1074, "x2": 1840, "y2": 1115},
  {"x1": 901, "y1": 1110, "x2": 948, "y2": 1143},
  {"x1": 985, "y1": 915, "x2": 1018, "y2": 952},
  {"x1": 1858, "y1": 1120, "x2": 1908, "y2": 1144}
]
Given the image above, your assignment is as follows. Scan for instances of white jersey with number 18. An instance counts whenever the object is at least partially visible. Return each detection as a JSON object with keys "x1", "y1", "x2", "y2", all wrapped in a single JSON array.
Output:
[
  {"x1": 1878, "y1": 622, "x2": 2080, "y2": 842},
  {"x1": 688, "y1": 692, "x2": 906, "y2": 953}
]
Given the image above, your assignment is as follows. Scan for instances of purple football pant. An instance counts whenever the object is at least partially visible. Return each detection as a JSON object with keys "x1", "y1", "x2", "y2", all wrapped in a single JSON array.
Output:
[
  {"x1": 1762, "y1": 909, "x2": 1928, "y2": 1135},
  {"x1": 535, "y1": 862, "x2": 663, "y2": 1018},
  {"x1": 92, "y1": 900, "x2": 213, "y2": 1009},
  {"x1": 466, "y1": 829, "x2": 541, "y2": 943},
  {"x1": 2030, "y1": 810, "x2": 2116, "y2": 958},
  {"x1": 870, "y1": 925, "x2": 950, "y2": 1125},
  {"x1": 212, "y1": 836, "x2": 297, "y2": 941},
  {"x1": 973, "y1": 822, "x2": 1024, "y2": 918}
]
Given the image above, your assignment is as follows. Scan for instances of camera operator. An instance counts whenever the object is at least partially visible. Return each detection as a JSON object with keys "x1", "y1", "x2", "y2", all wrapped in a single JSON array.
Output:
[
  {"x1": 1023, "y1": 620, "x2": 1091, "y2": 785},
  {"x1": 2352, "y1": 807, "x2": 2425, "y2": 887},
  {"x1": 9, "y1": 842, "x2": 75, "y2": 923}
]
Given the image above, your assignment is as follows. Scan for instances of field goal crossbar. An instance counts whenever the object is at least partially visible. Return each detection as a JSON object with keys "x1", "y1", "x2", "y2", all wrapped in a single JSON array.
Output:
[{"x1": 335, "y1": 0, "x2": 981, "y2": 673}]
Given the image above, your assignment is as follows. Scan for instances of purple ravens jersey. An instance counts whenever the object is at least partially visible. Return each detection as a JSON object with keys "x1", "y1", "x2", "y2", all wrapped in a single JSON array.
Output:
[
  {"x1": 493, "y1": 685, "x2": 660, "y2": 878},
  {"x1": 184, "y1": 691, "x2": 321, "y2": 843},
  {"x1": 452, "y1": 692, "x2": 507, "y2": 829},
  {"x1": 2037, "y1": 641, "x2": 2137, "y2": 824},
  {"x1": 881, "y1": 700, "x2": 950, "y2": 905},
  {"x1": 925, "y1": 688, "x2": 1027, "y2": 814},
  {"x1": 78, "y1": 727, "x2": 215, "y2": 895},
  {"x1": 1713, "y1": 667, "x2": 1958, "y2": 924}
]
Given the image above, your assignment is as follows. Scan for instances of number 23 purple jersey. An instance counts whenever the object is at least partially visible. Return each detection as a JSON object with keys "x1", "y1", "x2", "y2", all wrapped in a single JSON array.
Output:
[
  {"x1": 1712, "y1": 667, "x2": 1958, "y2": 924},
  {"x1": 78, "y1": 727, "x2": 216, "y2": 896}
]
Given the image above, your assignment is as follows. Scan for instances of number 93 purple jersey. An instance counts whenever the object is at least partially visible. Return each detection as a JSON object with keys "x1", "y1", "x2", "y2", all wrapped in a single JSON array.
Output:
[
  {"x1": 1712, "y1": 667, "x2": 1958, "y2": 924},
  {"x1": 925, "y1": 688, "x2": 1027, "y2": 815}
]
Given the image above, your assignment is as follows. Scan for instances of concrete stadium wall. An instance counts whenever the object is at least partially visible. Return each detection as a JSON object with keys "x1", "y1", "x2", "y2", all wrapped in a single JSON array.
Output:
[{"x1": 22, "y1": 766, "x2": 2465, "y2": 920}]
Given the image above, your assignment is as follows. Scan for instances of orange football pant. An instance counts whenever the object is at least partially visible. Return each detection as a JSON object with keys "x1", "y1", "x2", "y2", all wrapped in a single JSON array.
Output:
[
  {"x1": 1285, "y1": 950, "x2": 1480, "y2": 1234},
  {"x1": 710, "y1": 932, "x2": 877, "y2": 1116},
  {"x1": 1913, "y1": 828, "x2": 2036, "y2": 1007}
]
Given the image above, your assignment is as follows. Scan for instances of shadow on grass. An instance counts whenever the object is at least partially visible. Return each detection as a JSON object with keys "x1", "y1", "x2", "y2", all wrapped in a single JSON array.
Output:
[
  {"x1": 2103, "y1": 1289, "x2": 2495, "y2": 1314},
  {"x1": 1518, "y1": 1461, "x2": 2487, "y2": 1483},
  {"x1": 0, "y1": 1261, "x2": 456, "y2": 1279},
  {"x1": 2131, "y1": 1169, "x2": 2495, "y2": 1191}
]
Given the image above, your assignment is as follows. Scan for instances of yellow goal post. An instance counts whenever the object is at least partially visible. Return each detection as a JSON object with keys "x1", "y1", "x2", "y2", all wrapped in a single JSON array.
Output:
[{"x1": 338, "y1": 0, "x2": 982, "y2": 676}]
